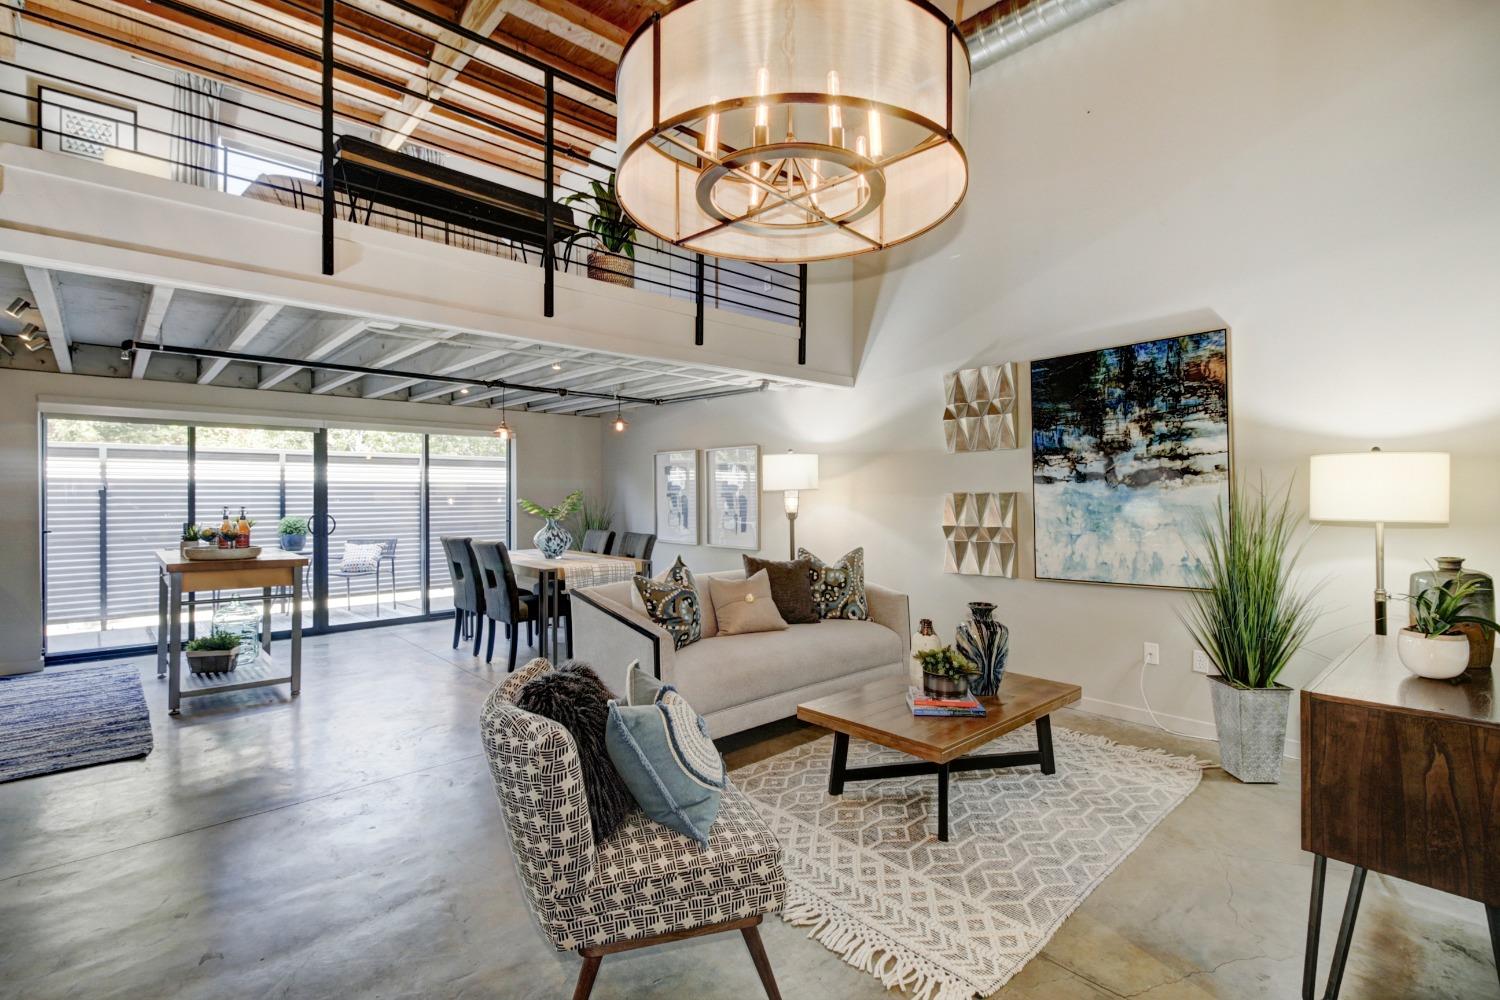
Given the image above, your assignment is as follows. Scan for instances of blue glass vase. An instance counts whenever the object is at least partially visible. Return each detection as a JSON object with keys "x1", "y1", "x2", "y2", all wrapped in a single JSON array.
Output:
[
  {"x1": 534, "y1": 518, "x2": 573, "y2": 559},
  {"x1": 955, "y1": 602, "x2": 1009, "y2": 696}
]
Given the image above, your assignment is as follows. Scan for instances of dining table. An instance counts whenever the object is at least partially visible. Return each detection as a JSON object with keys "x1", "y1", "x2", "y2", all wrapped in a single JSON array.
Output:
[{"x1": 504, "y1": 549, "x2": 645, "y2": 662}]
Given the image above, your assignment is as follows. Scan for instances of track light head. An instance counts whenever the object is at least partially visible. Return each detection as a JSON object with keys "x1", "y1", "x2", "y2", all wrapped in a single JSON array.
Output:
[{"x1": 5, "y1": 297, "x2": 30, "y2": 319}]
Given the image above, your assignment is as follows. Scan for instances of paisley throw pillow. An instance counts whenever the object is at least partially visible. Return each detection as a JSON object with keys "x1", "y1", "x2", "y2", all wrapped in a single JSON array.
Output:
[
  {"x1": 798, "y1": 546, "x2": 869, "y2": 621},
  {"x1": 633, "y1": 562, "x2": 702, "y2": 650}
]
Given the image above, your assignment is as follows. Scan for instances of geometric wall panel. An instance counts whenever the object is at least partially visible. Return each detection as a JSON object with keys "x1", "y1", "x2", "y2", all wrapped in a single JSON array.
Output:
[
  {"x1": 943, "y1": 492, "x2": 1018, "y2": 577},
  {"x1": 943, "y1": 362, "x2": 1017, "y2": 452}
]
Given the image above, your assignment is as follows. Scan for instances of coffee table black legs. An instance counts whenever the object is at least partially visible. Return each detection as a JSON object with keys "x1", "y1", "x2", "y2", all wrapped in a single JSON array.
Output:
[
  {"x1": 1303, "y1": 855, "x2": 1368, "y2": 999},
  {"x1": 824, "y1": 715, "x2": 1058, "y2": 842},
  {"x1": 828, "y1": 732, "x2": 849, "y2": 796}
]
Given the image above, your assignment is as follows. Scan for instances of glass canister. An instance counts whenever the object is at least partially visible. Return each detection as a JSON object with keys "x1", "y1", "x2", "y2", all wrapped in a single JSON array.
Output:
[
  {"x1": 211, "y1": 597, "x2": 262, "y2": 668},
  {"x1": 1409, "y1": 557, "x2": 1494, "y2": 669}
]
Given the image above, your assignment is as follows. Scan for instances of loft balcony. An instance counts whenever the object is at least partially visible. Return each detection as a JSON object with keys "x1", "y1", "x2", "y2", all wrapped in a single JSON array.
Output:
[{"x1": 0, "y1": 0, "x2": 856, "y2": 410}]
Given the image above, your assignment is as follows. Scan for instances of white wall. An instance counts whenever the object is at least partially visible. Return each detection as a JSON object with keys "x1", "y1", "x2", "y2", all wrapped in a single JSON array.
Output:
[
  {"x1": 602, "y1": 0, "x2": 1500, "y2": 745},
  {"x1": 0, "y1": 368, "x2": 603, "y2": 674}
]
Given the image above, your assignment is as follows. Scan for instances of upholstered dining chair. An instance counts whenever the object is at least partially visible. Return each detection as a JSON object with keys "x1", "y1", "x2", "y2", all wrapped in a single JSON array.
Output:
[
  {"x1": 440, "y1": 535, "x2": 484, "y2": 655},
  {"x1": 480, "y1": 659, "x2": 786, "y2": 1000},
  {"x1": 472, "y1": 540, "x2": 542, "y2": 672},
  {"x1": 580, "y1": 529, "x2": 615, "y2": 554},
  {"x1": 617, "y1": 531, "x2": 656, "y2": 576}
]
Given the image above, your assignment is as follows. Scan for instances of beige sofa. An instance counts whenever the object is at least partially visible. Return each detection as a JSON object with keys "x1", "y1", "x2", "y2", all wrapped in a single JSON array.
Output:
[{"x1": 572, "y1": 570, "x2": 910, "y2": 737}]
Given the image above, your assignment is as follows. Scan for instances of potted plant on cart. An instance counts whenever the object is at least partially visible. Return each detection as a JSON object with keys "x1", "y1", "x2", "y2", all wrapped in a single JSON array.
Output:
[
  {"x1": 914, "y1": 645, "x2": 978, "y2": 699},
  {"x1": 278, "y1": 515, "x2": 310, "y2": 552},
  {"x1": 1180, "y1": 479, "x2": 1321, "y2": 783},
  {"x1": 519, "y1": 490, "x2": 584, "y2": 559},
  {"x1": 184, "y1": 629, "x2": 242, "y2": 674},
  {"x1": 180, "y1": 523, "x2": 202, "y2": 557},
  {"x1": 1397, "y1": 578, "x2": 1500, "y2": 679},
  {"x1": 561, "y1": 171, "x2": 638, "y2": 287}
]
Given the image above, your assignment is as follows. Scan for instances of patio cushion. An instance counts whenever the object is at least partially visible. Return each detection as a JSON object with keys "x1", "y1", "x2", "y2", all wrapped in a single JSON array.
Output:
[{"x1": 338, "y1": 541, "x2": 383, "y2": 574}]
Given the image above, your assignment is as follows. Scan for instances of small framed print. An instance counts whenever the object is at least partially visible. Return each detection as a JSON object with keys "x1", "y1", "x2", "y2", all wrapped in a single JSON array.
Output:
[
  {"x1": 38, "y1": 87, "x2": 137, "y2": 161},
  {"x1": 654, "y1": 449, "x2": 699, "y2": 545},
  {"x1": 704, "y1": 445, "x2": 761, "y2": 550}
]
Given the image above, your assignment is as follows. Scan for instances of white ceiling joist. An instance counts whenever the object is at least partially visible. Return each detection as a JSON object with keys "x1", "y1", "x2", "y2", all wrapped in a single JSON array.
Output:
[
  {"x1": 198, "y1": 301, "x2": 282, "y2": 384},
  {"x1": 21, "y1": 266, "x2": 71, "y2": 374},
  {"x1": 362, "y1": 346, "x2": 510, "y2": 399},
  {"x1": 259, "y1": 317, "x2": 375, "y2": 389},
  {"x1": 311, "y1": 337, "x2": 442, "y2": 394},
  {"x1": 131, "y1": 285, "x2": 174, "y2": 379}
]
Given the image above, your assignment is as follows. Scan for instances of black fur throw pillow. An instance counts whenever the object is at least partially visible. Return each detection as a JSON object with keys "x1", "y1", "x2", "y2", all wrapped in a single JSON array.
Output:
[{"x1": 514, "y1": 661, "x2": 635, "y2": 844}]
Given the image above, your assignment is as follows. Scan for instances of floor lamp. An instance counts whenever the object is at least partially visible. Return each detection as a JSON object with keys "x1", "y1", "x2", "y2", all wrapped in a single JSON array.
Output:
[
  {"x1": 1309, "y1": 449, "x2": 1450, "y2": 635},
  {"x1": 762, "y1": 451, "x2": 819, "y2": 560}
]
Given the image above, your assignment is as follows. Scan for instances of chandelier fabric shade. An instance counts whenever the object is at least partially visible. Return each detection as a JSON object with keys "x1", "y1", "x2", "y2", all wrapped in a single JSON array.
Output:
[{"x1": 614, "y1": 0, "x2": 970, "y2": 263}]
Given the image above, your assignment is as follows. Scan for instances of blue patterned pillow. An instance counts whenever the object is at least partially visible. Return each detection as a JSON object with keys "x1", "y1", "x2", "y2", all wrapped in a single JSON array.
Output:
[
  {"x1": 605, "y1": 662, "x2": 726, "y2": 843},
  {"x1": 633, "y1": 559, "x2": 702, "y2": 649}
]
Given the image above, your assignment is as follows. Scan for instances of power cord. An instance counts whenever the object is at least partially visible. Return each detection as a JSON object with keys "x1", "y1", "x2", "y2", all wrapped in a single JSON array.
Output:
[{"x1": 1138, "y1": 656, "x2": 1219, "y2": 744}]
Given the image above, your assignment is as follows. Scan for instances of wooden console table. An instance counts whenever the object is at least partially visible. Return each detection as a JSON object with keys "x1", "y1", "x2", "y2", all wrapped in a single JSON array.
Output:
[
  {"x1": 155, "y1": 548, "x2": 307, "y2": 715},
  {"x1": 1301, "y1": 634, "x2": 1498, "y2": 998}
]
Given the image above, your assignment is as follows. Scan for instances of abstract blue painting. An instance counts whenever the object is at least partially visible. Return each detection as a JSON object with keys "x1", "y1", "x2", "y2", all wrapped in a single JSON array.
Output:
[{"x1": 1031, "y1": 330, "x2": 1230, "y2": 588}]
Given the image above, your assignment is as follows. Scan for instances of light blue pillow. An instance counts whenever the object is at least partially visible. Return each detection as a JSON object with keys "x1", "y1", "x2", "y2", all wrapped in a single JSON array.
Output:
[{"x1": 606, "y1": 662, "x2": 726, "y2": 843}]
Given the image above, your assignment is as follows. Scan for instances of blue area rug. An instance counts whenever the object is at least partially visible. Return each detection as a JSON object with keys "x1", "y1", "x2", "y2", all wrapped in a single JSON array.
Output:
[{"x1": 0, "y1": 664, "x2": 153, "y2": 783}]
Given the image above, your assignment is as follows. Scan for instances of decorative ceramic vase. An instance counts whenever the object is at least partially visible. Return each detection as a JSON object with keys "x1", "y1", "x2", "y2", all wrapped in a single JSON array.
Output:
[
  {"x1": 910, "y1": 618, "x2": 941, "y2": 688},
  {"x1": 1409, "y1": 556, "x2": 1494, "y2": 669},
  {"x1": 955, "y1": 601, "x2": 1009, "y2": 697},
  {"x1": 1396, "y1": 628, "x2": 1470, "y2": 680},
  {"x1": 587, "y1": 250, "x2": 635, "y2": 288},
  {"x1": 1207, "y1": 677, "x2": 1291, "y2": 783},
  {"x1": 279, "y1": 533, "x2": 307, "y2": 552},
  {"x1": 534, "y1": 518, "x2": 573, "y2": 559},
  {"x1": 922, "y1": 671, "x2": 969, "y2": 699}
]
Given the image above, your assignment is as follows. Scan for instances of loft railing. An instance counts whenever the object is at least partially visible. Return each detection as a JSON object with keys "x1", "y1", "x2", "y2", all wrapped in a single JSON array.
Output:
[{"x1": 0, "y1": 0, "x2": 807, "y2": 344}]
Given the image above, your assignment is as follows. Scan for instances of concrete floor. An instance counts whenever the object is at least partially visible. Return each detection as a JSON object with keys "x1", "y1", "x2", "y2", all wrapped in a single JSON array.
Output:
[{"x1": 0, "y1": 621, "x2": 1495, "y2": 1000}]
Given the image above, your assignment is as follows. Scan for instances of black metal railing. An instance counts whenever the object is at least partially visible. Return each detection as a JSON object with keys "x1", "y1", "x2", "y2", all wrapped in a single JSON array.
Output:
[{"x1": 0, "y1": 0, "x2": 807, "y2": 342}]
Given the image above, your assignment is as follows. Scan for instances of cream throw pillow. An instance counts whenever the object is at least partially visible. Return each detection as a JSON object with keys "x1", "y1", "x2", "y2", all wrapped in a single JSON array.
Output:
[{"x1": 709, "y1": 570, "x2": 789, "y2": 636}]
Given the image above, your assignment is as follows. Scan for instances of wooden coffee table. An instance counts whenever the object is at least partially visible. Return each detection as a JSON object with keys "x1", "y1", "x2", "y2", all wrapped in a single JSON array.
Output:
[{"x1": 797, "y1": 673, "x2": 1083, "y2": 841}]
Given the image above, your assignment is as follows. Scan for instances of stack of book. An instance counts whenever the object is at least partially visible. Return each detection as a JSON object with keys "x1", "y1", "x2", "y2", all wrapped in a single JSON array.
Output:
[{"x1": 906, "y1": 687, "x2": 986, "y2": 717}]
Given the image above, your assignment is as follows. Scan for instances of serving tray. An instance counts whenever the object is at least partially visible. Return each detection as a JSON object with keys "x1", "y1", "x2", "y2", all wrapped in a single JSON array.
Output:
[{"x1": 182, "y1": 545, "x2": 263, "y2": 561}]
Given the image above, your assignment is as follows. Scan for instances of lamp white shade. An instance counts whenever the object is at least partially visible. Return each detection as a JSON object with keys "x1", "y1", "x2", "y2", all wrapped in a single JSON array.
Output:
[
  {"x1": 763, "y1": 452, "x2": 819, "y2": 492},
  {"x1": 1309, "y1": 451, "x2": 1450, "y2": 524}
]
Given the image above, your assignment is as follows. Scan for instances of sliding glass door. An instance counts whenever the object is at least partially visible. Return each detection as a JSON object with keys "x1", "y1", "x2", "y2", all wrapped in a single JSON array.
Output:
[{"x1": 40, "y1": 416, "x2": 511, "y2": 661}]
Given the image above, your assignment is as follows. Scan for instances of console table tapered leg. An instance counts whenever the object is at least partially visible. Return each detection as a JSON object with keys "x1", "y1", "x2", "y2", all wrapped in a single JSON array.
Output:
[
  {"x1": 1323, "y1": 865, "x2": 1366, "y2": 999},
  {"x1": 1303, "y1": 854, "x2": 1327, "y2": 1000},
  {"x1": 828, "y1": 732, "x2": 849, "y2": 796},
  {"x1": 1487, "y1": 905, "x2": 1498, "y2": 991}
]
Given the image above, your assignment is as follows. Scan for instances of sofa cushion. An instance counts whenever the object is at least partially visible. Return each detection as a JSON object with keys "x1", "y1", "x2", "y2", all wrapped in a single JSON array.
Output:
[
  {"x1": 742, "y1": 555, "x2": 819, "y2": 624},
  {"x1": 634, "y1": 561, "x2": 702, "y2": 650},
  {"x1": 799, "y1": 546, "x2": 869, "y2": 621},
  {"x1": 670, "y1": 619, "x2": 902, "y2": 717},
  {"x1": 629, "y1": 560, "x2": 719, "y2": 638}
]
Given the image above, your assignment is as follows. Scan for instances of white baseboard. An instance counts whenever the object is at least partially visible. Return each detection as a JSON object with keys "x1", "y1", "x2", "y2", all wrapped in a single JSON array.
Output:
[{"x1": 1075, "y1": 695, "x2": 1302, "y2": 760}]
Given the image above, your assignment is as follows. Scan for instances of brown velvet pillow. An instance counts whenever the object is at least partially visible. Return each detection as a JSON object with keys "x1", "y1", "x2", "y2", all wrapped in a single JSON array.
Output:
[
  {"x1": 709, "y1": 571, "x2": 789, "y2": 636},
  {"x1": 742, "y1": 555, "x2": 820, "y2": 624}
]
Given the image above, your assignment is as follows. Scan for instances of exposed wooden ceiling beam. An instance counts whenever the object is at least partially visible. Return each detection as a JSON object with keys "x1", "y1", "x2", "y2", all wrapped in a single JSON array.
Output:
[
  {"x1": 198, "y1": 301, "x2": 283, "y2": 383},
  {"x1": 379, "y1": 0, "x2": 518, "y2": 149},
  {"x1": 504, "y1": 0, "x2": 622, "y2": 64},
  {"x1": 259, "y1": 316, "x2": 374, "y2": 388},
  {"x1": 523, "y1": 0, "x2": 628, "y2": 48},
  {"x1": 131, "y1": 285, "x2": 175, "y2": 378},
  {"x1": 21, "y1": 266, "x2": 71, "y2": 374}
]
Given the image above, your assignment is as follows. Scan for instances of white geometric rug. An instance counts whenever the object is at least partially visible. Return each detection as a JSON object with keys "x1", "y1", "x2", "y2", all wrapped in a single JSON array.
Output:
[{"x1": 733, "y1": 726, "x2": 1202, "y2": 1000}]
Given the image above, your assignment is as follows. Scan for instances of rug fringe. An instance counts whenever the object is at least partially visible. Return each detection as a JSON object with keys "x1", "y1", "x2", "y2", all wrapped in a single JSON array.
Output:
[
  {"x1": 782, "y1": 891, "x2": 982, "y2": 1000},
  {"x1": 1056, "y1": 727, "x2": 1210, "y2": 770}
]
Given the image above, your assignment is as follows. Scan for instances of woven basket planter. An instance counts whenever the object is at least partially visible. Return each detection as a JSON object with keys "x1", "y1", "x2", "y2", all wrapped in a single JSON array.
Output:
[{"x1": 587, "y1": 250, "x2": 634, "y2": 288}]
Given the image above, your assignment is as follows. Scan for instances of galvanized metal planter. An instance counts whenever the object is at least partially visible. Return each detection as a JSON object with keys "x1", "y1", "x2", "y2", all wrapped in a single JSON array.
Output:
[{"x1": 1207, "y1": 676, "x2": 1291, "y2": 783}]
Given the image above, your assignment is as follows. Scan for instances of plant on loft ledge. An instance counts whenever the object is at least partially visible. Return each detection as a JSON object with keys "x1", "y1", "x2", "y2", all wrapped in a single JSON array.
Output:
[
  {"x1": 1179, "y1": 478, "x2": 1321, "y2": 784},
  {"x1": 278, "y1": 515, "x2": 310, "y2": 552},
  {"x1": 1396, "y1": 578, "x2": 1500, "y2": 680},
  {"x1": 562, "y1": 171, "x2": 637, "y2": 288},
  {"x1": 519, "y1": 490, "x2": 584, "y2": 559}
]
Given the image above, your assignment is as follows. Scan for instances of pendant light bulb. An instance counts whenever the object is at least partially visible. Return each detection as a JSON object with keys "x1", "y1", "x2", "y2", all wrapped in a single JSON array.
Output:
[
  {"x1": 494, "y1": 387, "x2": 514, "y2": 441},
  {"x1": 612, "y1": 396, "x2": 629, "y2": 433}
]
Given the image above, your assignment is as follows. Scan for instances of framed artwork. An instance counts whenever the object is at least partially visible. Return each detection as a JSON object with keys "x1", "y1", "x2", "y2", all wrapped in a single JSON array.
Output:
[
  {"x1": 38, "y1": 87, "x2": 137, "y2": 161},
  {"x1": 704, "y1": 445, "x2": 760, "y2": 549},
  {"x1": 653, "y1": 449, "x2": 699, "y2": 546},
  {"x1": 1031, "y1": 329, "x2": 1231, "y2": 589}
]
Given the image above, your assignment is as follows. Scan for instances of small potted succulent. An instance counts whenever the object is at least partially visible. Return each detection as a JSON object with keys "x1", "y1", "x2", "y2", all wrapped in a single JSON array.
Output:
[
  {"x1": 278, "y1": 515, "x2": 310, "y2": 552},
  {"x1": 914, "y1": 645, "x2": 977, "y2": 699},
  {"x1": 180, "y1": 523, "x2": 202, "y2": 557},
  {"x1": 184, "y1": 628, "x2": 241, "y2": 674},
  {"x1": 1398, "y1": 578, "x2": 1500, "y2": 680}
]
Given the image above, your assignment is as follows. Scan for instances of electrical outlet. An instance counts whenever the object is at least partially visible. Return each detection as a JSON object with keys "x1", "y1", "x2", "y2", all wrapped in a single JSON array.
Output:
[
  {"x1": 1143, "y1": 642, "x2": 1160, "y2": 665},
  {"x1": 1193, "y1": 650, "x2": 1215, "y2": 675}
]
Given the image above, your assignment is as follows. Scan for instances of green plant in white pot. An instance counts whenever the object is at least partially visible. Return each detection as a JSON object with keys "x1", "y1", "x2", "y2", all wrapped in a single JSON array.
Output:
[
  {"x1": 1180, "y1": 479, "x2": 1321, "y2": 783},
  {"x1": 1397, "y1": 578, "x2": 1500, "y2": 680}
]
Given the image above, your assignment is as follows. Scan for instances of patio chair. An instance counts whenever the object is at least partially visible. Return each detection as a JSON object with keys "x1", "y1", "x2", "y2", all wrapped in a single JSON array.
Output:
[
  {"x1": 333, "y1": 536, "x2": 398, "y2": 615},
  {"x1": 480, "y1": 659, "x2": 786, "y2": 1000}
]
